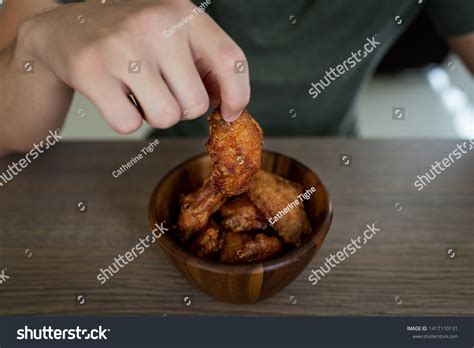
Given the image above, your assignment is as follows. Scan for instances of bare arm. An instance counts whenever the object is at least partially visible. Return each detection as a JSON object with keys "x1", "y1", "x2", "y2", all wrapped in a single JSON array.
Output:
[
  {"x1": 0, "y1": 0, "x2": 74, "y2": 155},
  {"x1": 447, "y1": 32, "x2": 474, "y2": 74},
  {"x1": 0, "y1": 0, "x2": 58, "y2": 48}
]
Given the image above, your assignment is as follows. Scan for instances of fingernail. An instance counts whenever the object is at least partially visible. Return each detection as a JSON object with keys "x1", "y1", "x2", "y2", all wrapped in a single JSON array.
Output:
[{"x1": 223, "y1": 111, "x2": 241, "y2": 122}]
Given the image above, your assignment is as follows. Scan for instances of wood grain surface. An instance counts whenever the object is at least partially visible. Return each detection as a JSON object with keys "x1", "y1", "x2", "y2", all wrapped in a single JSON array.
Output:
[{"x1": 0, "y1": 138, "x2": 473, "y2": 316}]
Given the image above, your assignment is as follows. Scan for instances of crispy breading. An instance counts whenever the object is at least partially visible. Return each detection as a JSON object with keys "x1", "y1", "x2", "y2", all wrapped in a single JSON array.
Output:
[
  {"x1": 236, "y1": 233, "x2": 283, "y2": 263},
  {"x1": 219, "y1": 231, "x2": 253, "y2": 264},
  {"x1": 220, "y1": 194, "x2": 268, "y2": 233},
  {"x1": 220, "y1": 231, "x2": 283, "y2": 264},
  {"x1": 247, "y1": 170, "x2": 311, "y2": 245},
  {"x1": 177, "y1": 180, "x2": 226, "y2": 242},
  {"x1": 189, "y1": 220, "x2": 222, "y2": 258},
  {"x1": 206, "y1": 109, "x2": 263, "y2": 196}
]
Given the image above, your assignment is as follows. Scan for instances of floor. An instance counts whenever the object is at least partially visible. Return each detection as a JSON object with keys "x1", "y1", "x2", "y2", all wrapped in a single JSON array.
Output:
[{"x1": 61, "y1": 54, "x2": 473, "y2": 140}]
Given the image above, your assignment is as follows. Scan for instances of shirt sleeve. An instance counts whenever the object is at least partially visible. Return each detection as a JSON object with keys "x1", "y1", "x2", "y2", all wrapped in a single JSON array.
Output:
[{"x1": 426, "y1": 0, "x2": 474, "y2": 37}]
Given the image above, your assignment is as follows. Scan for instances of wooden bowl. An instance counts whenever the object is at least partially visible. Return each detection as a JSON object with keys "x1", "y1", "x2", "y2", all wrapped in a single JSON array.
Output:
[{"x1": 148, "y1": 150, "x2": 332, "y2": 304}]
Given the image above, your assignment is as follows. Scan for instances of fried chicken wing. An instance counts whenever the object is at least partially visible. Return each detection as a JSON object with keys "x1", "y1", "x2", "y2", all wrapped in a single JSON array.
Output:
[
  {"x1": 220, "y1": 194, "x2": 268, "y2": 233},
  {"x1": 236, "y1": 233, "x2": 283, "y2": 263},
  {"x1": 248, "y1": 170, "x2": 311, "y2": 245},
  {"x1": 189, "y1": 220, "x2": 222, "y2": 258},
  {"x1": 220, "y1": 231, "x2": 283, "y2": 264},
  {"x1": 178, "y1": 180, "x2": 226, "y2": 242},
  {"x1": 219, "y1": 231, "x2": 253, "y2": 264},
  {"x1": 206, "y1": 109, "x2": 263, "y2": 196}
]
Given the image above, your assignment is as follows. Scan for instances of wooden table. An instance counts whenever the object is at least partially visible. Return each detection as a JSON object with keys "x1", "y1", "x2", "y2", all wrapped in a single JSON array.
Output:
[{"x1": 0, "y1": 139, "x2": 472, "y2": 315}]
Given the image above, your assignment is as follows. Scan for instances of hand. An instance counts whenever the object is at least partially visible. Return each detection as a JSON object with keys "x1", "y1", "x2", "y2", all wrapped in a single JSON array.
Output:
[{"x1": 16, "y1": 0, "x2": 250, "y2": 133}]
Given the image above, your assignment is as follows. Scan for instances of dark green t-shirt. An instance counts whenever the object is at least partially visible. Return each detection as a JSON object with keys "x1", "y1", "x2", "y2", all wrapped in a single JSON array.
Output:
[{"x1": 60, "y1": 0, "x2": 474, "y2": 136}]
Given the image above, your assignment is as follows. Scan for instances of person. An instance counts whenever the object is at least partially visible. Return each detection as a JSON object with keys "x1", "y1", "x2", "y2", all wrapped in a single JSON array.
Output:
[{"x1": 0, "y1": 0, "x2": 473, "y2": 156}]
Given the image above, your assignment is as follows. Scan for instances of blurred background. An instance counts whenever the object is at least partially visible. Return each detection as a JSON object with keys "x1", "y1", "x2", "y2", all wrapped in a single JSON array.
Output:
[{"x1": 58, "y1": 7, "x2": 473, "y2": 140}]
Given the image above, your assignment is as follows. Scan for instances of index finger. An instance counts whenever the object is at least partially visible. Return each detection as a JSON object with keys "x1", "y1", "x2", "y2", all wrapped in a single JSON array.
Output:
[{"x1": 189, "y1": 18, "x2": 250, "y2": 122}]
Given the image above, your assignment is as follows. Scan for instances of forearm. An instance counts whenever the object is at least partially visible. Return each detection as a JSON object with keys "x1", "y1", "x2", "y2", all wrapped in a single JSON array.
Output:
[{"x1": 0, "y1": 38, "x2": 73, "y2": 155}]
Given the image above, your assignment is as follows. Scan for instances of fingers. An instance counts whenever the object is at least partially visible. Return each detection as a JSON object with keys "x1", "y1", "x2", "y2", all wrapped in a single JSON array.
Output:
[
  {"x1": 196, "y1": 59, "x2": 221, "y2": 109},
  {"x1": 159, "y1": 44, "x2": 210, "y2": 120},
  {"x1": 81, "y1": 78, "x2": 143, "y2": 134},
  {"x1": 71, "y1": 6, "x2": 246, "y2": 132},
  {"x1": 124, "y1": 68, "x2": 181, "y2": 128},
  {"x1": 189, "y1": 18, "x2": 250, "y2": 122}
]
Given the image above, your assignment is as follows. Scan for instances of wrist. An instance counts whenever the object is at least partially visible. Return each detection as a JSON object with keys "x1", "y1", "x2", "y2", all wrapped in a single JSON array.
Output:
[{"x1": 12, "y1": 17, "x2": 68, "y2": 91}]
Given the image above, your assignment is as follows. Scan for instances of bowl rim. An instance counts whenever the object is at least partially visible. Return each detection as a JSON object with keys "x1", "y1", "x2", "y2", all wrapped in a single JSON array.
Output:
[{"x1": 148, "y1": 150, "x2": 333, "y2": 275}]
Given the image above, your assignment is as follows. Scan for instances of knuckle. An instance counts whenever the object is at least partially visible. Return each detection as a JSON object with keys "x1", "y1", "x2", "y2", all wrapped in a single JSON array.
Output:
[
  {"x1": 124, "y1": 7, "x2": 162, "y2": 33},
  {"x1": 217, "y1": 42, "x2": 245, "y2": 62},
  {"x1": 99, "y1": 31, "x2": 125, "y2": 52},
  {"x1": 148, "y1": 109, "x2": 180, "y2": 129},
  {"x1": 68, "y1": 45, "x2": 102, "y2": 85},
  {"x1": 216, "y1": 42, "x2": 246, "y2": 73},
  {"x1": 185, "y1": 95, "x2": 210, "y2": 117}
]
